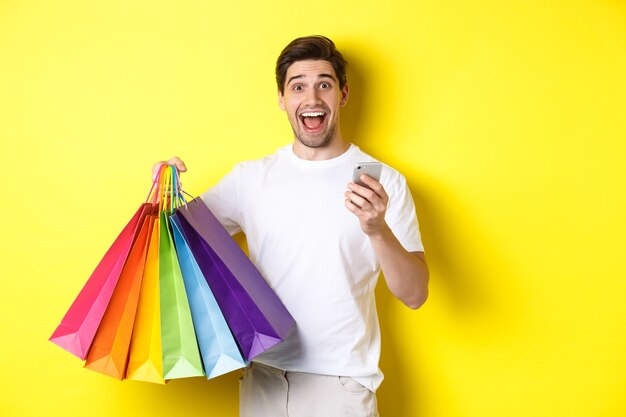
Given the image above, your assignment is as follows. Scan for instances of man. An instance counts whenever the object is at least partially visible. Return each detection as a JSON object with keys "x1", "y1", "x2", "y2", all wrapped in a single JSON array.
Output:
[{"x1": 155, "y1": 35, "x2": 429, "y2": 417}]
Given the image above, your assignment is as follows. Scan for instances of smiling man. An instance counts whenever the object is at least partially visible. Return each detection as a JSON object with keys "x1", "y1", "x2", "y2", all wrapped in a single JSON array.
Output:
[
  {"x1": 278, "y1": 58, "x2": 348, "y2": 154},
  {"x1": 157, "y1": 35, "x2": 429, "y2": 417}
]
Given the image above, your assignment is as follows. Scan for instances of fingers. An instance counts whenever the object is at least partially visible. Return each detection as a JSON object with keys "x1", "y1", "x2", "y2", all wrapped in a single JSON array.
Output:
[
  {"x1": 344, "y1": 197, "x2": 362, "y2": 215},
  {"x1": 167, "y1": 156, "x2": 187, "y2": 172},
  {"x1": 357, "y1": 175, "x2": 385, "y2": 197},
  {"x1": 344, "y1": 192, "x2": 387, "y2": 237},
  {"x1": 345, "y1": 182, "x2": 386, "y2": 215},
  {"x1": 345, "y1": 190, "x2": 382, "y2": 217},
  {"x1": 345, "y1": 177, "x2": 389, "y2": 236},
  {"x1": 347, "y1": 178, "x2": 388, "y2": 207},
  {"x1": 151, "y1": 156, "x2": 187, "y2": 181}
]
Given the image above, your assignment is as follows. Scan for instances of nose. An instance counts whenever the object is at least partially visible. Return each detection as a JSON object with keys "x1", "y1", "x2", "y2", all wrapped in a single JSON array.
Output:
[{"x1": 303, "y1": 88, "x2": 323, "y2": 106}]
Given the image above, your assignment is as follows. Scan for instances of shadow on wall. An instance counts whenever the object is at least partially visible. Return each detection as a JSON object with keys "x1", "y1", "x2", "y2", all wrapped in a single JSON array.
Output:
[
  {"x1": 339, "y1": 45, "x2": 372, "y2": 151},
  {"x1": 375, "y1": 175, "x2": 522, "y2": 416},
  {"x1": 407, "y1": 172, "x2": 523, "y2": 324}
]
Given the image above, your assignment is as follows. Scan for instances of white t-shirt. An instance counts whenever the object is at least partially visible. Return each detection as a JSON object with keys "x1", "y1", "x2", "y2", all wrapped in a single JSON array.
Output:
[{"x1": 201, "y1": 144, "x2": 423, "y2": 391}]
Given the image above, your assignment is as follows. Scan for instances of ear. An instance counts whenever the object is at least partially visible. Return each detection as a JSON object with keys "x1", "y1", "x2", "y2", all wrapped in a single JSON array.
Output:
[
  {"x1": 340, "y1": 83, "x2": 349, "y2": 107},
  {"x1": 278, "y1": 90, "x2": 286, "y2": 111}
]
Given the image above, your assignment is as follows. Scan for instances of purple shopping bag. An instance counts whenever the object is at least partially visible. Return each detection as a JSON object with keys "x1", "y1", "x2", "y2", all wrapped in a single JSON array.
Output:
[{"x1": 173, "y1": 198, "x2": 295, "y2": 361}]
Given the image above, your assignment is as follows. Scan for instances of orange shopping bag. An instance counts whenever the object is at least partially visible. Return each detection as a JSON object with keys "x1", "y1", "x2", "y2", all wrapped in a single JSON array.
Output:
[{"x1": 84, "y1": 209, "x2": 155, "y2": 379}]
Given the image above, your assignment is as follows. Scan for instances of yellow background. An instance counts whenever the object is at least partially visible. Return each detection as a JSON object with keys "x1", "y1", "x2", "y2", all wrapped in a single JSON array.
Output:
[{"x1": 1, "y1": 0, "x2": 625, "y2": 416}]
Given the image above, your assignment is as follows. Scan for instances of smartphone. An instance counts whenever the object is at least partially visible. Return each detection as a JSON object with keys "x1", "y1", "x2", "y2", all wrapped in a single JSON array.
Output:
[{"x1": 352, "y1": 162, "x2": 382, "y2": 188}]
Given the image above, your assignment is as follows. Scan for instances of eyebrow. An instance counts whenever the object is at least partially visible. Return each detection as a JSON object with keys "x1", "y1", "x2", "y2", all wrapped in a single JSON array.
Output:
[{"x1": 287, "y1": 73, "x2": 337, "y2": 86}]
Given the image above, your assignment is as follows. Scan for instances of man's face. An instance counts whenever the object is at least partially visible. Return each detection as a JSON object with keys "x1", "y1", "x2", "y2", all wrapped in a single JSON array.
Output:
[{"x1": 278, "y1": 60, "x2": 349, "y2": 149}]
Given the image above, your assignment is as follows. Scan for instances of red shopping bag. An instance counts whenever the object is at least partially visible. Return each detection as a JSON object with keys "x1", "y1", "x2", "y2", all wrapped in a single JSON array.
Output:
[{"x1": 49, "y1": 203, "x2": 152, "y2": 359}]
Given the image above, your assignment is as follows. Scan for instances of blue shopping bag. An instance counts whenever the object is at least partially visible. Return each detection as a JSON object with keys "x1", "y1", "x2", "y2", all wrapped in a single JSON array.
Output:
[{"x1": 170, "y1": 215, "x2": 247, "y2": 378}]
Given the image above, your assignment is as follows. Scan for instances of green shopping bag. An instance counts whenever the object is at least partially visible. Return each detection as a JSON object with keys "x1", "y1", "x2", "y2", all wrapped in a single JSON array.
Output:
[{"x1": 158, "y1": 167, "x2": 204, "y2": 379}]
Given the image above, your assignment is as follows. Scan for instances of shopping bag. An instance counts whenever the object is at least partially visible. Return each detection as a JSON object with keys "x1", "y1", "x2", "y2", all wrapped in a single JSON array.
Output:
[
  {"x1": 175, "y1": 199, "x2": 296, "y2": 361},
  {"x1": 84, "y1": 212, "x2": 154, "y2": 379},
  {"x1": 170, "y1": 215, "x2": 246, "y2": 378},
  {"x1": 50, "y1": 203, "x2": 152, "y2": 360},
  {"x1": 158, "y1": 167, "x2": 204, "y2": 379},
  {"x1": 126, "y1": 215, "x2": 165, "y2": 384}
]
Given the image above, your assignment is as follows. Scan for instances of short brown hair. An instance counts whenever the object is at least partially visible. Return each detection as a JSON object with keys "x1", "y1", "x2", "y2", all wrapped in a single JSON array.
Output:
[{"x1": 275, "y1": 35, "x2": 347, "y2": 94}]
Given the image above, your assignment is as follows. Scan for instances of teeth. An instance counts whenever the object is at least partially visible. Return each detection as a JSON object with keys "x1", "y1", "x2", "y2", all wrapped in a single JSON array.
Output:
[{"x1": 301, "y1": 111, "x2": 325, "y2": 117}]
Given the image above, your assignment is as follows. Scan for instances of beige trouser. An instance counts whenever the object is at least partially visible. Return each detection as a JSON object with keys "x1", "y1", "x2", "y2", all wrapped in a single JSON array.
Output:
[{"x1": 239, "y1": 362, "x2": 379, "y2": 417}]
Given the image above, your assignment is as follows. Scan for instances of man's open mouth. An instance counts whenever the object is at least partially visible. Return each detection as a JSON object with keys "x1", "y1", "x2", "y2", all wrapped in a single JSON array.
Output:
[{"x1": 299, "y1": 111, "x2": 327, "y2": 132}]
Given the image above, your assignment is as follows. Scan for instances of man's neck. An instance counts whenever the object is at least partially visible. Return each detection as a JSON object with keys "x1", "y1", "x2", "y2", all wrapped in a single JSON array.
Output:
[{"x1": 292, "y1": 137, "x2": 350, "y2": 161}]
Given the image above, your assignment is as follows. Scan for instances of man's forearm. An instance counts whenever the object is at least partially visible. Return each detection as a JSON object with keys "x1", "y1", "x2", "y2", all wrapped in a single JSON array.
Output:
[{"x1": 369, "y1": 225, "x2": 429, "y2": 309}]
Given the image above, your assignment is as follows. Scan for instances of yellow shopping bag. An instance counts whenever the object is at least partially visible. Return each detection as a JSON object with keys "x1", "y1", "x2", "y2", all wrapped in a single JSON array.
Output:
[{"x1": 126, "y1": 216, "x2": 165, "y2": 384}]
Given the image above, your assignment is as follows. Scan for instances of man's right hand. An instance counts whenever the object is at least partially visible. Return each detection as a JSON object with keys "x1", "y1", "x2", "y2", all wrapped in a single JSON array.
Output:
[{"x1": 152, "y1": 156, "x2": 187, "y2": 181}]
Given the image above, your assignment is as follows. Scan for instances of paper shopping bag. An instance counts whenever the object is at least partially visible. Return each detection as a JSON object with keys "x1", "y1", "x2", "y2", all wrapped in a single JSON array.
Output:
[
  {"x1": 50, "y1": 203, "x2": 152, "y2": 360},
  {"x1": 84, "y1": 212, "x2": 154, "y2": 379},
  {"x1": 170, "y1": 215, "x2": 246, "y2": 378},
  {"x1": 159, "y1": 211, "x2": 204, "y2": 379},
  {"x1": 126, "y1": 214, "x2": 164, "y2": 383},
  {"x1": 175, "y1": 199, "x2": 295, "y2": 361}
]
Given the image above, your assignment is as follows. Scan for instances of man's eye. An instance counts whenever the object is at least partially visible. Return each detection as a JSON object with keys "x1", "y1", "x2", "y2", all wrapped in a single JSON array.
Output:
[
  {"x1": 293, "y1": 85, "x2": 303, "y2": 91},
  {"x1": 320, "y1": 83, "x2": 329, "y2": 89}
]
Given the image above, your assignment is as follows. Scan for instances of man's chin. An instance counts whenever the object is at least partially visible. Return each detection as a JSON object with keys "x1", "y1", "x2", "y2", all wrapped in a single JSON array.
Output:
[
  {"x1": 296, "y1": 135, "x2": 332, "y2": 149},
  {"x1": 294, "y1": 128, "x2": 334, "y2": 148}
]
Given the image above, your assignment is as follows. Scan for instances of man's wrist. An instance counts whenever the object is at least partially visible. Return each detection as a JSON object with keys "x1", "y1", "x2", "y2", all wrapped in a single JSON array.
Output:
[{"x1": 366, "y1": 222, "x2": 392, "y2": 242}]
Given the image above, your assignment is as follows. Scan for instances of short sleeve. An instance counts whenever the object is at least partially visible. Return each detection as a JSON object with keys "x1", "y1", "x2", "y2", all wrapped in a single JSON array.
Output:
[
  {"x1": 200, "y1": 164, "x2": 243, "y2": 235},
  {"x1": 383, "y1": 168, "x2": 424, "y2": 253}
]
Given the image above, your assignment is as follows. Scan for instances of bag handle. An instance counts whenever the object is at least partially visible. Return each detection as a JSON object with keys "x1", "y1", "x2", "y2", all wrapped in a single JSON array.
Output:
[
  {"x1": 146, "y1": 163, "x2": 188, "y2": 212},
  {"x1": 169, "y1": 166, "x2": 186, "y2": 212},
  {"x1": 162, "y1": 165, "x2": 187, "y2": 213},
  {"x1": 161, "y1": 166, "x2": 171, "y2": 212}
]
